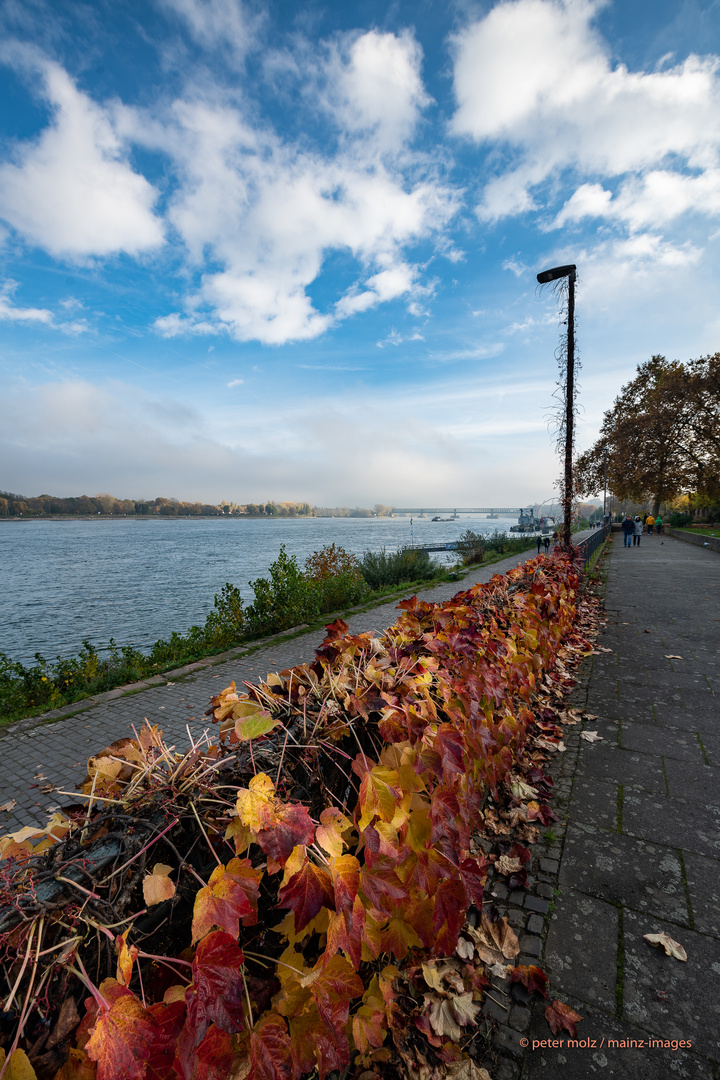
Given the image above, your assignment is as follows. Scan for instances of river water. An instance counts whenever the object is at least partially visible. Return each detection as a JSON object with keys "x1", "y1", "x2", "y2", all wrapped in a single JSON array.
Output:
[{"x1": 0, "y1": 513, "x2": 520, "y2": 664}]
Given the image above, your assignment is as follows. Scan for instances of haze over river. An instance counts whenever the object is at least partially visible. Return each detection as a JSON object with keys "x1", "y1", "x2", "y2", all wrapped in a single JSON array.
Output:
[{"x1": 1, "y1": 513, "x2": 521, "y2": 665}]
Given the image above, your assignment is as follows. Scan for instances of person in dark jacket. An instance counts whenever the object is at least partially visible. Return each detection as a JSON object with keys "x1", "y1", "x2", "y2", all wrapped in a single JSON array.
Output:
[{"x1": 621, "y1": 515, "x2": 634, "y2": 547}]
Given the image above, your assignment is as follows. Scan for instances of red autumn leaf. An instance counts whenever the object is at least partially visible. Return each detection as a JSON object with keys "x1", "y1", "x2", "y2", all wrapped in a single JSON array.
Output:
[
  {"x1": 191, "y1": 857, "x2": 261, "y2": 943},
  {"x1": 359, "y1": 858, "x2": 408, "y2": 915},
  {"x1": 326, "y1": 894, "x2": 366, "y2": 969},
  {"x1": 459, "y1": 855, "x2": 489, "y2": 906},
  {"x1": 250, "y1": 1013, "x2": 293, "y2": 1080},
  {"x1": 403, "y1": 894, "x2": 435, "y2": 948},
  {"x1": 433, "y1": 876, "x2": 467, "y2": 955},
  {"x1": 276, "y1": 859, "x2": 335, "y2": 932},
  {"x1": 433, "y1": 724, "x2": 466, "y2": 780},
  {"x1": 288, "y1": 1011, "x2": 317, "y2": 1077},
  {"x1": 256, "y1": 801, "x2": 316, "y2": 866},
  {"x1": 510, "y1": 964, "x2": 549, "y2": 999},
  {"x1": 193, "y1": 1024, "x2": 236, "y2": 1080},
  {"x1": 308, "y1": 954, "x2": 364, "y2": 1042},
  {"x1": 85, "y1": 992, "x2": 160, "y2": 1080},
  {"x1": 184, "y1": 931, "x2": 246, "y2": 1050},
  {"x1": 545, "y1": 999, "x2": 583, "y2": 1037},
  {"x1": 145, "y1": 1000, "x2": 187, "y2": 1080}
]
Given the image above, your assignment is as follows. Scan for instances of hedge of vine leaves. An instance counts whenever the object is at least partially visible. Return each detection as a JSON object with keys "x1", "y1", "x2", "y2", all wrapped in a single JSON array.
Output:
[{"x1": 0, "y1": 551, "x2": 601, "y2": 1080}]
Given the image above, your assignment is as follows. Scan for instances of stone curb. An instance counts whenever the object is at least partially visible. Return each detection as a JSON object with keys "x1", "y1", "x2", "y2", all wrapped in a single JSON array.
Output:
[{"x1": 667, "y1": 527, "x2": 720, "y2": 553}]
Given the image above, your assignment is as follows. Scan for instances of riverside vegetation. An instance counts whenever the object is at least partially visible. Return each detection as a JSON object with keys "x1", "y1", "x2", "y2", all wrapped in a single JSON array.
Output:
[
  {"x1": 0, "y1": 547, "x2": 601, "y2": 1080},
  {"x1": 0, "y1": 536, "x2": 533, "y2": 727}
]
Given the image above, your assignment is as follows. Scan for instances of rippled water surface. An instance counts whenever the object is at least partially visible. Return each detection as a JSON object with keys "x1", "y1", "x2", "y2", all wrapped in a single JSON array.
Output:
[{"x1": 0, "y1": 513, "x2": 520, "y2": 663}]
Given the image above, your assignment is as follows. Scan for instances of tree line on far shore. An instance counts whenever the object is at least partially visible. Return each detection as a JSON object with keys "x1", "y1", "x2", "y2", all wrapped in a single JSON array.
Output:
[
  {"x1": 575, "y1": 352, "x2": 720, "y2": 518},
  {"x1": 0, "y1": 493, "x2": 396, "y2": 519}
]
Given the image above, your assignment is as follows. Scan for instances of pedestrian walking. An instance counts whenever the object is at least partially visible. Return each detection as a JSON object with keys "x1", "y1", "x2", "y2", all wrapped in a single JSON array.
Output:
[
  {"x1": 646, "y1": 514, "x2": 655, "y2": 535},
  {"x1": 536, "y1": 534, "x2": 543, "y2": 555},
  {"x1": 622, "y1": 515, "x2": 634, "y2": 547},
  {"x1": 633, "y1": 515, "x2": 643, "y2": 546},
  {"x1": 543, "y1": 535, "x2": 550, "y2": 554},
  {"x1": 655, "y1": 515, "x2": 663, "y2": 534}
]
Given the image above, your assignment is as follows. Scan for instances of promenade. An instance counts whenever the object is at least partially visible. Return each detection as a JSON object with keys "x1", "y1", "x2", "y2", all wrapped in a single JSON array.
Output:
[
  {"x1": 522, "y1": 534, "x2": 720, "y2": 1079},
  {"x1": 0, "y1": 544, "x2": 542, "y2": 833}
]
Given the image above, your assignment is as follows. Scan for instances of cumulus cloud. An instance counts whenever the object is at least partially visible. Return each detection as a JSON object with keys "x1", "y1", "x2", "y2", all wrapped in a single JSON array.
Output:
[
  {"x1": 0, "y1": 61, "x2": 164, "y2": 258},
  {"x1": 451, "y1": 0, "x2": 720, "y2": 231},
  {"x1": 324, "y1": 30, "x2": 431, "y2": 151},
  {"x1": 145, "y1": 33, "x2": 458, "y2": 344}
]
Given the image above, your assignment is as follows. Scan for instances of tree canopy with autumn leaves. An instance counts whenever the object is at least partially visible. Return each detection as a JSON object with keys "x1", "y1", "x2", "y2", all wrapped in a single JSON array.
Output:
[{"x1": 575, "y1": 353, "x2": 720, "y2": 515}]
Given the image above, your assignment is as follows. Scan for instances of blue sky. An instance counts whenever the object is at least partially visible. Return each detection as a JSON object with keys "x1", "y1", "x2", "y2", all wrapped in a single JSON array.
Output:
[{"x1": 2, "y1": 0, "x2": 720, "y2": 507}]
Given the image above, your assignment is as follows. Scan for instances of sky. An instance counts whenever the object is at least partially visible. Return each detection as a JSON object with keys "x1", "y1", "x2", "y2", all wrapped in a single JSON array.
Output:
[{"x1": 2, "y1": 0, "x2": 720, "y2": 508}]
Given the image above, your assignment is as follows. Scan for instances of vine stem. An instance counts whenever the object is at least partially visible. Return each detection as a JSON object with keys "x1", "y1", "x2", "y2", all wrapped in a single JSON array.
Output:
[
  {"x1": 189, "y1": 801, "x2": 222, "y2": 866},
  {"x1": 100, "y1": 817, "x2": 180, "y2": 883}
]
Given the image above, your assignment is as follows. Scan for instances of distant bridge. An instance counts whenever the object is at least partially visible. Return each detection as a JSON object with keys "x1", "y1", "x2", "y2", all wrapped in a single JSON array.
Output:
[{"x1": 390, "y1": 507, "x2": 523, "y2": 515}]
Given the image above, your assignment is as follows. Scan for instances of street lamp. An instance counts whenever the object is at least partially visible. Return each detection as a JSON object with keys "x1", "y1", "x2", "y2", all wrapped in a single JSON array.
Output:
[{"x1": 536, "y1": 263, "x2": 577, "y2": 550}]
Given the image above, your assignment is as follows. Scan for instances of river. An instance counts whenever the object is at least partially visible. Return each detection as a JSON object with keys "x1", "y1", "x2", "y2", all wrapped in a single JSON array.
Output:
[{"x1": 0, "y1": 513, "x2": 520, "y2": 664}]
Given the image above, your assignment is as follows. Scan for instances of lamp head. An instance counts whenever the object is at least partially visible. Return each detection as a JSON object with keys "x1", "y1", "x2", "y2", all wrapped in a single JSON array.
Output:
[{"x1": 537, "y1": 264, "x2": 576, "y2": 284}]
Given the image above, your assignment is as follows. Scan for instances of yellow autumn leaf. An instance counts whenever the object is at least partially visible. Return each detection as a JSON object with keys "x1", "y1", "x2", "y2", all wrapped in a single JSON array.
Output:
[{"x1": 236, "y1": 771, "x2": 276, "y2": 829}]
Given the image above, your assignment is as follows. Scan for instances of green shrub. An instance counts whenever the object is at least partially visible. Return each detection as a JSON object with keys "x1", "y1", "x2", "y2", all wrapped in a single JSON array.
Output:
[
  {"x1": 246, "y1": 545, "x2": 320, "y2": 636},
  {"x1": 667, "y1": 511, "x2": 693, "y2": 527},
  {"x1": 304, "y1": 545, "x2": 370, "y2": 613},
  {"x1": 456, "y1": 530, "x2": 485, "y2": 565},
  {"x1": 203, "y1": 582, "x2": 246, "y2": 648},
  {"x1": 358, "y1": 547, "x2": 438, "y2": 589}
]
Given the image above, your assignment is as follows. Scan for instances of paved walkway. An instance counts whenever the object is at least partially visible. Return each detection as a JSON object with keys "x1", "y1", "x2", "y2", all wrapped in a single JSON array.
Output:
[
  {"x1": 1, "y1": 542, "x2": 556, "y2": 833},
  {"x1": 523, "y1": 534, "x2": 720, "y2": 1079}
]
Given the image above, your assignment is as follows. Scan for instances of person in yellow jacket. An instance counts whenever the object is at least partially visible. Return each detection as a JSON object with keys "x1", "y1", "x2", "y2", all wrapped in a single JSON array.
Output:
[{"x1": 646, "y1": 514, "x2": 655, "y2": 535}]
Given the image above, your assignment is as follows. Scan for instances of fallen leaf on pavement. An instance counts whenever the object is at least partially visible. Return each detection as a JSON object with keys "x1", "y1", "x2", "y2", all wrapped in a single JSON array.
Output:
[
  {"x1": 643, "y1": 932, "x2": 687, "y2": 961},
  {"x1": 495, "y1": 856, "x2": 523, "y2": 876},
  {"x1": 445, "y1": 1060, "x2": 493, "y2": 1080},
  {"x1": 580, "y1": 731, "x2": 603, "y2": 743},
  {"x1": 536, "y1": 738, "x2": 566, "y2": 753},
  {"x1": 545, "y1": 1000, "x2": 583, "y2": 1037},
  {"x1": 664, "y1": 655, "x2": 683, "y2": 660},
  {"x1": 467, "y1": 915, "x2": 520, "y2": 966},
  {"x1": 0, "y1": 800, "x2": 17, "y2": 813},
  {"x1": 509, "y1": 964, "x2": 549, "y2": 998}
]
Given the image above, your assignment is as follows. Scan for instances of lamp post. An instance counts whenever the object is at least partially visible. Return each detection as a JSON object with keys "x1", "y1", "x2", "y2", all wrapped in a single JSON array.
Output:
[{"x1": 536, "y1": 263, "x2": 577, "y2": 550}]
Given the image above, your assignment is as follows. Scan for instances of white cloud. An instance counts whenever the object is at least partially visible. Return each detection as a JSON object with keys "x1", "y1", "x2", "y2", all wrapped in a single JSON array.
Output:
[
  {"x1": 451, "y1": 0, "x2": 720, "y2": 230},
  {"x1": 159, "y1": 0, "x2": 257, "y2": 57},
  {"x1": 143, "y1": 35, "x2": 457, "y2": 345},
  {"x1": 0, "y1": 61, "x2": 164, "y2": 258},
  {"x1": 226, "y1": 377, "x2": 244, "y2": 387},
  {"x1": 324, "y1": 30, "x2": 431, "y2": 151},
  {"x1": 0, "y1": 279, "x2": 90, "y2": 332},
  {"x1": 0, "y1": 281, "x2": 53, "y2": 324}
]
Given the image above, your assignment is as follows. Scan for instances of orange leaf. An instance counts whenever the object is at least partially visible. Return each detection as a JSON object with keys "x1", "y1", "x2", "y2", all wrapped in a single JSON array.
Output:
[
  {"x1": 329, "y1": 854, "x2": 360, "y2": 916},
  {"x1": 85, "y1": 993, "x2": 160, "y2": 1080},
  {"x1": 115, "y1": 932, "x2": 138, "y2": 987},
  {"x1": 191, "y1": 858, "x2": 261, "y2": 943},
  {"x1": 142, "y1": 863, "x2": 176, "y2": 908},
  {"x1": 545, "y1": 999, "x2": 583, "y2": 1038}
]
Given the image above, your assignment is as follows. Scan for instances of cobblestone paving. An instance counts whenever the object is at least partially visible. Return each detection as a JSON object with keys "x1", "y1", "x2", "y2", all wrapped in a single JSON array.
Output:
[
  {"x1": 503, "y1": 535, "x2": 720, "y2": 1080},
  {"x1": 0, "y1": 545, "x2": 545, "y2": 833}
]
